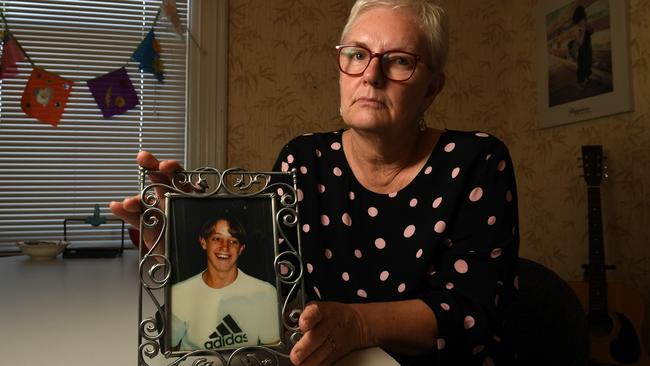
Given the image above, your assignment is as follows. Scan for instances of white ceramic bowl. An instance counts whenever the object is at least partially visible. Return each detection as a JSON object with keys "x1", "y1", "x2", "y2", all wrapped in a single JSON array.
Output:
[{"x1": 17, "y1": 240, "x2": 68, "y2": 261}]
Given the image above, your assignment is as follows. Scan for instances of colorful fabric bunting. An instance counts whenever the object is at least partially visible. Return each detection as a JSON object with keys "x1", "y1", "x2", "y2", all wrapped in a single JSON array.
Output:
[
  {"x1": 162, "y1": 0, "x2": 184, "y2": 38},
  {"x1": 87, "y1": 67, "x2": 139, "y2": 118},
  {"x1": 132, "y1": 29, "x2": 165, "y2": 82},
  {"x1": 21, "y1": 68, "x2": 74, "y2": 127},
  {"x1": 0, "y1": 33, "x2": 26, "y2": 79}
]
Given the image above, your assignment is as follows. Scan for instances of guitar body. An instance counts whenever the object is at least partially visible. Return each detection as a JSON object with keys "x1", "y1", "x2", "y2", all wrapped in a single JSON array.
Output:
[{"x1": 570, "y1": 281, "x2": 650, "y2": 365}]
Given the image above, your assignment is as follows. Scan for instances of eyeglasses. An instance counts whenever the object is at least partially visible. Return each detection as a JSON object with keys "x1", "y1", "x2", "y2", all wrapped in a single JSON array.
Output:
[{"x1": 336, "y1": 44, "x2": 423, "y2": 82}]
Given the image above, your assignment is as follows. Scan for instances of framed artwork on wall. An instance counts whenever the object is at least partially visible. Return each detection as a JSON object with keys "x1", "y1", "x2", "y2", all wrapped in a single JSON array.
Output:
[{"x1": 536, "y1": 0, "x2": 633, "y2": 128}]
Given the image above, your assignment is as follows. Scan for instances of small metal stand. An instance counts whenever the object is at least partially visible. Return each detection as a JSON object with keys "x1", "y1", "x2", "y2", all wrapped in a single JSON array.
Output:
[{"x1": 62, "y1": 204, "x2": 126, "y2": 258}]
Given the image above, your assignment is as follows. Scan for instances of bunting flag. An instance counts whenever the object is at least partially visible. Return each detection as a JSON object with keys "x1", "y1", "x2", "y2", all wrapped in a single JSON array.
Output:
[
  {"x1": 2, "y1": 6, "x2": 183, "y2": 125},
  {"x1": 162, "y1": 0, "x2": 184, "y2": 38},
  {"x1": 132, "y1": 29, "x2": 165, "y2": 82},
  {"x1": 87, "y1": 67, "x2": 139, "y2": 118},
  {"x1": 21, "y1": 68, "x2": 74, "y2": 127},
  {"x1": 0, "y1": 33, "x2": 26, "y2": 79}
]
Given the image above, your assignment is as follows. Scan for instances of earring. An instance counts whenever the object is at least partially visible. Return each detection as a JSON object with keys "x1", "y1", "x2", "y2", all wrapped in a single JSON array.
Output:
[{"x1": 418, "y1": 117, "x2": 427, "y2": 131}]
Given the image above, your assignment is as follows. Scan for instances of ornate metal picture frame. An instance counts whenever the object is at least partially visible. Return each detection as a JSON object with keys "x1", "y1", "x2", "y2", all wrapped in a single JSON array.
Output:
[{"x1": 137, "y1": 167, "x2": 304, "y2": 366}]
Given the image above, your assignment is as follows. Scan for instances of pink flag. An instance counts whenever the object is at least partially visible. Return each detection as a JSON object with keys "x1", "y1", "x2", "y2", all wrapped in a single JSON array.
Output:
[
  {"x1": 0, "y1": 33, "x2": 26, "y2": 79},
  {"x1": 162, "y1": 0, "x2": 184, "y2": 38}
]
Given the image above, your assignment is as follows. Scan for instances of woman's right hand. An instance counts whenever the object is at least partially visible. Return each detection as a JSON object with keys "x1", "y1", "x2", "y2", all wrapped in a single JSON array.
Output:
[{"x1": 109, "y1": 150, "x2": 184, "y2": 250}]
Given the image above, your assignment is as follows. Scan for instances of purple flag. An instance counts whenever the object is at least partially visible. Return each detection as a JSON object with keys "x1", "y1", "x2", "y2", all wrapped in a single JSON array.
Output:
[{"x1": 87, "y1": 67, "x2": 139, "y2": 118}]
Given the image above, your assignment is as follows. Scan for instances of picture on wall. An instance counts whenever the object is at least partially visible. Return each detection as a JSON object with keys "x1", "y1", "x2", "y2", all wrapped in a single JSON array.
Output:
[{"x1": 536, "y1": 0, "x2": 632, "y2": 128}]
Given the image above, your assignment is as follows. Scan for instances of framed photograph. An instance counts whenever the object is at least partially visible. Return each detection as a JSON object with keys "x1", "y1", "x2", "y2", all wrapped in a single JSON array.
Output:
[
  {"x1": 536, "y1": 0, "x2": 633, "y2": 128},
  {"x1": 137, "y1": 167, "x2": 304, "y2": 366}
]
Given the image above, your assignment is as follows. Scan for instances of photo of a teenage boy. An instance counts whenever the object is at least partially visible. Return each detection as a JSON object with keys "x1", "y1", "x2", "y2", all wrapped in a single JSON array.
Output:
[{"x1": 170, "y1": 214, "x2": 280, "y2": 351}]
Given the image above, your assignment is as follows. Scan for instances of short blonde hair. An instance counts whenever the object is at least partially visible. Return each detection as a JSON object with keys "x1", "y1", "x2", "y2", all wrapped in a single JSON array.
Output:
[{"x1": 340, "y1": 0, "x2": 449, "y2": 73}]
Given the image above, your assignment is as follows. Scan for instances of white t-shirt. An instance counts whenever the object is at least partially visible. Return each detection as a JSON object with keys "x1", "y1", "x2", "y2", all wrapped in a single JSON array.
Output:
[{"x1": 170, "y1": 269, "x2": 280, "y2": 351}]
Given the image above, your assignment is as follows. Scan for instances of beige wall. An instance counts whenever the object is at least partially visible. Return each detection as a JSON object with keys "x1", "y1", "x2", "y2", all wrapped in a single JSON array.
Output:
[{"x1": 227, "y1": 0, "x2": 650, "y2": 341}]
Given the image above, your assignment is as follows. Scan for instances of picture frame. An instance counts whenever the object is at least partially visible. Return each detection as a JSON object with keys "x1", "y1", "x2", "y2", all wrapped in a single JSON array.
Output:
[
  {"x1": 137, "y1": 167, "x2": 304, "y2": 366},
  {"x1": 536, "y1": 0, "x2": 633, "y2": 128}
]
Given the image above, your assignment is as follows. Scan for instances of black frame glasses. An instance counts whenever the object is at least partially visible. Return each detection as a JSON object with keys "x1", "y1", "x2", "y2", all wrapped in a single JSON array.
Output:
[{"x1": 335, "y1": 44, "x2": 423, "y2": 82}]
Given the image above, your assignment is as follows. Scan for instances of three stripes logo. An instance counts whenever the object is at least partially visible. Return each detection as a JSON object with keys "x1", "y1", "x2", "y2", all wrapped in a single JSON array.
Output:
[{"x1": 204, "y1": 314, "x2": 249, "y2": 349}]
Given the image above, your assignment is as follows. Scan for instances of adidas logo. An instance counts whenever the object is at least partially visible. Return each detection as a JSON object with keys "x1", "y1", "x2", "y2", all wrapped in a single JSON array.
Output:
[{"x1": 204, "y1": 314, "x2": 249, "y2": 349}]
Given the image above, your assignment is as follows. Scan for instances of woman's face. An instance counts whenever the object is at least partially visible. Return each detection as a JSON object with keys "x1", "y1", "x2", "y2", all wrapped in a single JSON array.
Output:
[{"x1": 339, "y1": 7, "x2": 443, "y2": 134}]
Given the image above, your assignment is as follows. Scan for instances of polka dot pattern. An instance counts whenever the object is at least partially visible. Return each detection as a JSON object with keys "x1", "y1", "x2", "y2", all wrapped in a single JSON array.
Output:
[
  {"x1": 320, "y1": 215, "x2": 330, "y2": 226},
  {"x1": 380, "y1": 271, "x2": 389, "y2": 281},
  {"x1": 374, "y1": 238, "x2": 386, "y2": 249},
  {"x1": 272, "y1": 130, "x2": 519, "y2": 362},
  {"x1": 444, "y1": 142, "x2": 456, "y2": 152},
  {"x1": 432, "y1": 196, "x2": 442, "y2": 208},
  {"x1": 437, "y1": 338, "x2": 446, "y2": 350},
  {"x1": 403, "y1": 225, "x2": 415, "y2": 238},
  {"x1": 342, "y1": 213, "x2": 352, "y2": 226},
  {"x1": 487, "y1": 216, "x2": 497, "y2": 226},
  {"x1": 454, "y1": 259, "x2": 469, "y2": 274},
  {"x1": 434, "y1": 220, "x2": 446, "y2": 233},
  {"x1": 469, "y1": 187, "x2": 483, "y2": 202},
  {"x1": 464, "y1": 315, "x2": 476, "y2": 329}
]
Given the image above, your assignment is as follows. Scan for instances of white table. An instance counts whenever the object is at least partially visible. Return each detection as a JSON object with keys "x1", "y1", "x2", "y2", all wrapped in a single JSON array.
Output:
[{"x1": 0, "y1": 251, "x2": 398, "y2": 366}]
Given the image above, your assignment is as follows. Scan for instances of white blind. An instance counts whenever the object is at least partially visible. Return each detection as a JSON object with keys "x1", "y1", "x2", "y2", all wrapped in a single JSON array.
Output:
[{"x1": 0, "y1": 1, "x2": 188, "y2": 248}]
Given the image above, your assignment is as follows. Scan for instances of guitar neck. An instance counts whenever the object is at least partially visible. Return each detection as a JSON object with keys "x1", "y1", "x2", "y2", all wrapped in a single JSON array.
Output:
[{"x1": 587, "y1": 186, "x2": 608, "y2": 315}]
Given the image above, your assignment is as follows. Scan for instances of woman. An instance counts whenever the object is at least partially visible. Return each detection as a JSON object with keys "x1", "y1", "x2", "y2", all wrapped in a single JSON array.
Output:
[
  {"x1": 111, "y1": 0, "x2": 519, "y2": 364},
  {"x1": 572, "y1": 5, "x2": 593, "y2": 87}
]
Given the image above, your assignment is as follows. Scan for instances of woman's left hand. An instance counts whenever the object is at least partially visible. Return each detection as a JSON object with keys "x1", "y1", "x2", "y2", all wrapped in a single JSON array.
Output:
[{"x1": 290, "y1": 301, "x2": 370, "y2": 366}]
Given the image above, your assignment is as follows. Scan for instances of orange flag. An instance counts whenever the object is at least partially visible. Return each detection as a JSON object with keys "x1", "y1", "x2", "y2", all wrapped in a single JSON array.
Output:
[
  {"x1": 21, "y1": 68, "x2": 74, "y2": 127},
  {"x1": 0, "y1": 33, "x2": 26, "y2": 79}
]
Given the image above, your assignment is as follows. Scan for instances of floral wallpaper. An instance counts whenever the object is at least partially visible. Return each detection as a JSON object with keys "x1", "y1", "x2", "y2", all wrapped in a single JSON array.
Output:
[{"x1": 227, "y1": 0, "x2": 650, "y2": 346}]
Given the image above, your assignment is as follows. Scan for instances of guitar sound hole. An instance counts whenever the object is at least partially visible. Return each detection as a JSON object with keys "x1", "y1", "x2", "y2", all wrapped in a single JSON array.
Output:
[{"x1": 587, "y1": 312, "x2": 613, "y2": 337}]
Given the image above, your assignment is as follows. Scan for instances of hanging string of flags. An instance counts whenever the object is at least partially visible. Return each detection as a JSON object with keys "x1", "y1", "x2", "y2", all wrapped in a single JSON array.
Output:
[{"x1": 0, "y1": 0, "x2": 192, "y2": 127}]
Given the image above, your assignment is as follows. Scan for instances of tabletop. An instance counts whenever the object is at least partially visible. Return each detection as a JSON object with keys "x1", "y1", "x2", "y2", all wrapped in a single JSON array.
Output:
[{"x1": 0, "y1": 250, "x2": 398, "y2": 366}]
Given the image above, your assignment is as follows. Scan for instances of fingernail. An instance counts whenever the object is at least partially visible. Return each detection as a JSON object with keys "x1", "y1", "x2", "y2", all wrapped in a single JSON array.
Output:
[{"x1": 294, "y1": 350, "x2": 302, "y2": 364}]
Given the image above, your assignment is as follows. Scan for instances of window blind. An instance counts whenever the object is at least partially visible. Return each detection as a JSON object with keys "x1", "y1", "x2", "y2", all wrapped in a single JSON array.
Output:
[{"x1": 0, "y1": 1, "x2": 188, "y2": 249}]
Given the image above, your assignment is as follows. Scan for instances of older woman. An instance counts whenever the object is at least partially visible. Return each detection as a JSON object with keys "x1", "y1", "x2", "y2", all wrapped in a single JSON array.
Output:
[
  {"x1": 111, "y1": 0, "x2": 519, "y2": 365},
  {"x1": 272, "y1": 1, "x2": 518, "y2": 365}
]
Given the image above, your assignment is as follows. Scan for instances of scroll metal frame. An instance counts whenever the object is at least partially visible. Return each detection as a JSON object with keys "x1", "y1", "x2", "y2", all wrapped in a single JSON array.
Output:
[{"x1": 137, "y1": 167, "x2": 305, "y2": 366}]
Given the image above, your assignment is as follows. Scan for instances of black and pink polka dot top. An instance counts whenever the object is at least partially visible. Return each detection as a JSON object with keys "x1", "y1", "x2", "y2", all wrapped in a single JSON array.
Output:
[{"x1": 273, "y1": 129, "x2": 519, "y2": 365}]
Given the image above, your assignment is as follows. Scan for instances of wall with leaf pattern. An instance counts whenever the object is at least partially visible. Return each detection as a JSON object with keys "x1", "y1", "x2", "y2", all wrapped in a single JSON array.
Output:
[{"x1": 227, "y1": 0, "x2": 650, "y2": 345}]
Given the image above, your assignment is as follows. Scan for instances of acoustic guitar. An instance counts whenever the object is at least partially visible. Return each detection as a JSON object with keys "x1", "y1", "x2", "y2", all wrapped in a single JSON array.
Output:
[{"x1": 569, "y1": 145, "x2": 650, "y2": 365}]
